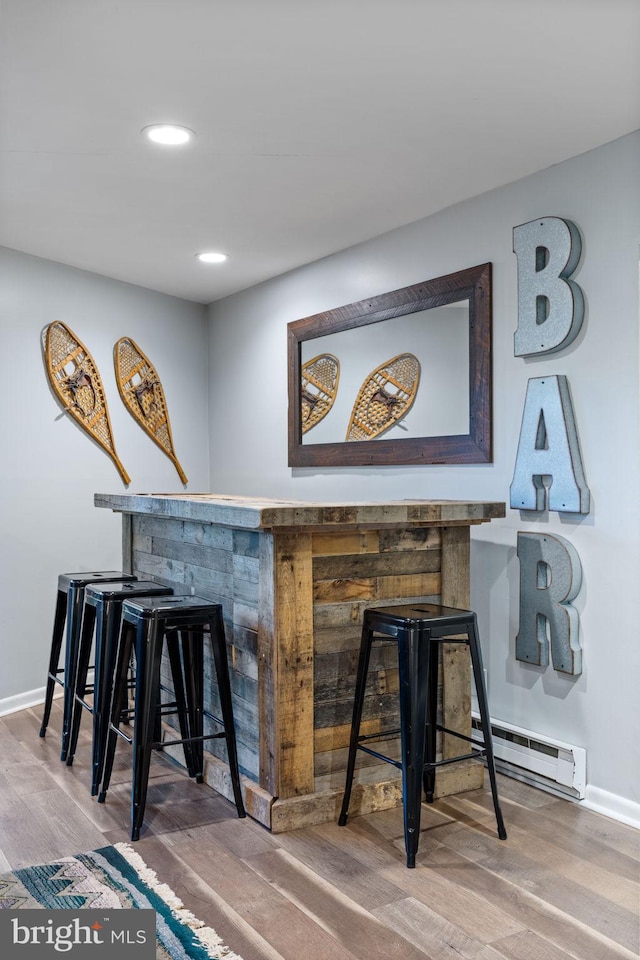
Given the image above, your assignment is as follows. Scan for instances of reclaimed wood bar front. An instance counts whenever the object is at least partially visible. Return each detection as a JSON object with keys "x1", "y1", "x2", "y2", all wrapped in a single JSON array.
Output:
[{"x1": 95, "y1": 493, "x2": 505, "y2": 832}]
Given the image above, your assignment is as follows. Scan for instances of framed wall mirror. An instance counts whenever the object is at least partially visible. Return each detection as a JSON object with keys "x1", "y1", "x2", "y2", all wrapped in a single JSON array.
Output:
[{"x1": 287, "y1": 262, "x2": 492, "y2": 467}]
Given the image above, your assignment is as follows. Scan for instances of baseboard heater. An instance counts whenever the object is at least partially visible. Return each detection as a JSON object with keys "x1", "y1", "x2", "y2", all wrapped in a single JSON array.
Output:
[{"x1": 471, "y1": 713, "x2": 586, "y2": 800}]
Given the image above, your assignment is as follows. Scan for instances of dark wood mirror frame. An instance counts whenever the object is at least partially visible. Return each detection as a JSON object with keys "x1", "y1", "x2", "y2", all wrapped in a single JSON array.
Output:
[{"x1": 287, "y1": 262, "x2": 492, "y2": 467}]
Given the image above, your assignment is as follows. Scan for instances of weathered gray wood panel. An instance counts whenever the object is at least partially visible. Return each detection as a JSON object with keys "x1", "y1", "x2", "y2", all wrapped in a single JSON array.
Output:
[
  {"x1": 310, "y1": 527, "x2": 446, "y2": 791},
  {"x1": 131, "y1": 514, "x2": 261, "y2": 782}
]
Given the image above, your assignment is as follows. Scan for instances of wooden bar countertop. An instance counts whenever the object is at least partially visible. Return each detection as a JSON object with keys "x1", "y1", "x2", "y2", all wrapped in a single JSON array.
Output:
[
  {"x1": 95, "y1": 492, "x2": 505, "y2": 529},
  {"x1": 96, "y1": 493, "x2": 506, "y2": 832}
]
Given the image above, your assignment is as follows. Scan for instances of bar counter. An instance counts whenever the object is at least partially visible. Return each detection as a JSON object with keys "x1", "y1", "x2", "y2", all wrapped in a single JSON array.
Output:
[{"x1": 96, "y1": 493, "x2": 505, "y2": 832}]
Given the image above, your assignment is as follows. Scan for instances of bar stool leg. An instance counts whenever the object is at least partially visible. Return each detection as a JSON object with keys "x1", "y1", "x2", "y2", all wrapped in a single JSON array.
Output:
[
  {"x1": 131, "y1": 620, "x2": 164, "y2": 841},
  {"x1": 165, "y1": 630, "x2": 197, "y2": 778},
  {"x1": 338, "y1": 616, "x2": 375, "y2": 827},
  {"x1": 467, "y1": 618, "x2": 507, "y2": 841},
  {"x1": 91, "y1": 600, "x2": 122, "y2": 795},
  {"x1": 60, "y1": 584, "x2": 86, "y2": 761},
  {"x1": 423, "y1": 638, "x2": 439, "y2": 804},
  {"x1": 398, "y1": 625, "x2": 429, "y2": 868},
  {"x1": 40, "y1": 589, "x2": 67, "y2": 738},
  {"x1": 181, "y1": 628, "x2": 204, "y2": 782},
  {"x1": 98, "y1": 621, "x2": 134, "y2": 804},
  {"x1": 209, "y1": 610, "x2": 245, "y2": 817},
  {"x1": 66, "y1": 602, "x2": 98, "y2": 766}
]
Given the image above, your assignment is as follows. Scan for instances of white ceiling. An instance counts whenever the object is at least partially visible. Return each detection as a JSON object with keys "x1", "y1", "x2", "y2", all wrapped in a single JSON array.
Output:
[{"x1": 1, "y1": 0, "x2": 639, "y2": 304}]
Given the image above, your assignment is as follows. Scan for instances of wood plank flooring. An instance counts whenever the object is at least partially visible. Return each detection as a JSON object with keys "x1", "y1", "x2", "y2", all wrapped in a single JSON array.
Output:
[{"x1": 1, "y1": 703, "x2": 638, "y2": 960}]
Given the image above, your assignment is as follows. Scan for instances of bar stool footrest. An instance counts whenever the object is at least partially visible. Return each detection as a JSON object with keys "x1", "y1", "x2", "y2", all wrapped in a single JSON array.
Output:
[
  {"x1": 159, "y1": 731, "x2": 226, "y2": 749},
  {"x1": 427, "y1": 750, "x2": 486, "y2": 768},
  {"x1": 356, "y1": 745, "x2": 403, "y2": 768}
]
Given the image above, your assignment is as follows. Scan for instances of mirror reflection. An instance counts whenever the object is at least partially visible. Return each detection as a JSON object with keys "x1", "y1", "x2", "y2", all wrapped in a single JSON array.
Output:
[
  {"x1": 301, "y1": 303, "x2": 469, "y2": 444},
  {"x1": 287, "y1": 262, "x2": 492, "y2": 467}
]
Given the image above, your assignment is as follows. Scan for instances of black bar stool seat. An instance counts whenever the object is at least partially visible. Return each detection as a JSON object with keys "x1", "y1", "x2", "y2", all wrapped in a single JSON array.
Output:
[
  {"x1": 99, "y1": 595, "x2": 246, "y2": 841},
  {"x1": 65, "y1": 579, "x2": 174, "y2": 794},
  {"x1": 40, "y1": 570, "x2": 137, "y2": 760},
  {"x1": 338, "y1": 602, "x2": 507, "y2": 868}
]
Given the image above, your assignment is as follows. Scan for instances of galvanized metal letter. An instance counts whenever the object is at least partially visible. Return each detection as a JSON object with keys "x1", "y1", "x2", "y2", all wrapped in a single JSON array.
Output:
[
  {"x1": 510, "y1": 375, "x2": 590, "y2": 514},
  {"x1": 513, "y1": 217, "x2": 584, "y2": 356},
  {"x1": 516, "y1": 532, "x2": 582, "y2": 675}
]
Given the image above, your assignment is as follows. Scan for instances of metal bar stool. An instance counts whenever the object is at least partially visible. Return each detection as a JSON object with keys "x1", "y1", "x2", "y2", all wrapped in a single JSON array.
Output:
[
  {"x1": 65, "y1": 580, "x2": 174, "y2": 794},
  {"x1": 98, "y1": 595, "x2": 246, "y2": 841},
  {"x1": 39, "y1": 571, "x2": 137, "y2": 760},
  {"x1": 338, "y1": 602, "x2": 507, "y2": 868}
]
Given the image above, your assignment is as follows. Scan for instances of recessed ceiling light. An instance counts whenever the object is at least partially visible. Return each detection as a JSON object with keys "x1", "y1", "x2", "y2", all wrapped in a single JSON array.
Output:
[
  {"x1": 196, "y1": 252, "x2": 228, "y2": 264},
  {"x1": 142, "y1": 124, "x2": 194, "y2": 145}
]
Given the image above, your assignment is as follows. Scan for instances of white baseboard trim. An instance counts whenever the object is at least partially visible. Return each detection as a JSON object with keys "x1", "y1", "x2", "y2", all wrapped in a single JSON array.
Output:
[
  {"x1": 583, "y1": 786, "x2": 640, "y2": 831},
  {"x1": 0, "y1": 687, "x2": 61, "y2": 718}
]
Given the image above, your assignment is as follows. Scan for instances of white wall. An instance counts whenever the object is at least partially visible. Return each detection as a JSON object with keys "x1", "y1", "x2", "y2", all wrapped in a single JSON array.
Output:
[
  {"x1": 208, "y1": 131, "x2": 640, "y2": 821},
  {"x1": 0, "y1": 247, "x2": 208, "y2": 707}
]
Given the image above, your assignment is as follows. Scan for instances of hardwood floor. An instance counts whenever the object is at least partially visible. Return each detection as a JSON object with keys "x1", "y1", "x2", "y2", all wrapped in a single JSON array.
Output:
[{"x1": 1, "y1": 702, "x2": 638, "y2": 960}]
